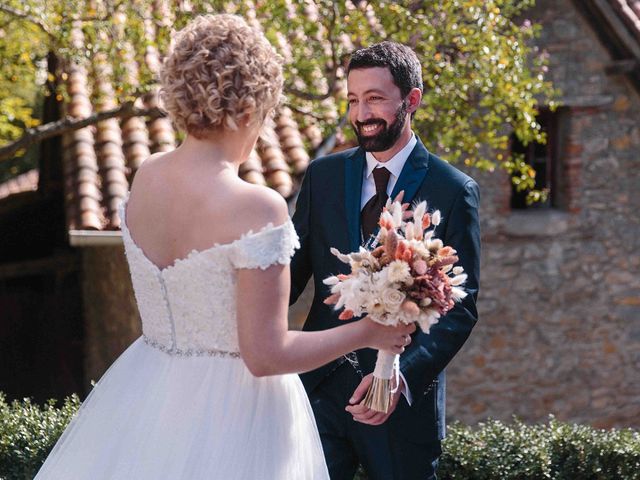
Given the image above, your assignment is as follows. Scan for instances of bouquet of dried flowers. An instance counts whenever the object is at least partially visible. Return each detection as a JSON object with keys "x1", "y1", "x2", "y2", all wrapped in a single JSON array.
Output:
[{"x1": 323, "y1": 199, "x2": 467, "y2": 413}]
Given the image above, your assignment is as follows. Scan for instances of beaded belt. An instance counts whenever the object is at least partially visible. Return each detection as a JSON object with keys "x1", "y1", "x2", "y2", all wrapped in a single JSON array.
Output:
[{"x1": 143, "y1": 335, "x2": 241, "y2": 358}]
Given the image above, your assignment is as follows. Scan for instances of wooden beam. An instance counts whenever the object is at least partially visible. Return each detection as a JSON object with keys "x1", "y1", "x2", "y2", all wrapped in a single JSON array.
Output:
[
  {"x1": 68, "y1": 230, "x2": 123, "y2": 247},
  {"x1": 605, "y1": 58, "x2": 640, "y2": 74},
  {"x1": 592, "y1": 0, "x2": 640, "y2": 59},
  {"x1": 574, "y1": 0, "x2": 640, "y2": 94},
  {"x1": 0, "y1": 253, "x2": 80, "y2": 280}
]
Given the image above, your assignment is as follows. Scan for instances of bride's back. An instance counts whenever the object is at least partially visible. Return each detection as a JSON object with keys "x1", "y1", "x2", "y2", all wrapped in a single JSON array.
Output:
[{"x1": 125, "y1": 149, "x2": 283, "y2": 272}]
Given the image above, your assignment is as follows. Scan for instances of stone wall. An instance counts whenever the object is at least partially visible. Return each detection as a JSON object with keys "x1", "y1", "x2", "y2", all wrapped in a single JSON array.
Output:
[
  {"x1": 446, "y1": 0, "x2": 640, "y2": 429},
  {"x1": 81, "y1": 245, "x2": 140, "y2": 387}
]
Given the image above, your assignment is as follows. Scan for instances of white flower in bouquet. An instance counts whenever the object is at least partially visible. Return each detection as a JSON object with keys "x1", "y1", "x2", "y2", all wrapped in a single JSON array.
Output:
[
  {"x1": 380, "y1": 287, "x2": 406, "y2": 314},
  {"x1": 386, "y1": 260, "x2": 412, "y2": 284}
]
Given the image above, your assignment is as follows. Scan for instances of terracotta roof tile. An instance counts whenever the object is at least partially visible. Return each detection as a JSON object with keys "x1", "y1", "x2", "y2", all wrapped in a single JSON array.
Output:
[
  {"x1": 239, "y1": 149, "x2": 267, "y2": 187},
  {"x1": 0, "y1": 169, "x2": 39, "y2": 200},
  {"x1": 276, "y1": 107, "x2": 311, "y2": 176},
  {"x1": 94, "y1": 52, "x2": 129, "y2": 230}
]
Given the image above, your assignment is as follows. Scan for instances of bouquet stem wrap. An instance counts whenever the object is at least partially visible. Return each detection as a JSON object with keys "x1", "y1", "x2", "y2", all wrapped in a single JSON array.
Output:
[{"x1": 363, "y1": 351, "x2": 399, "y2": 413}]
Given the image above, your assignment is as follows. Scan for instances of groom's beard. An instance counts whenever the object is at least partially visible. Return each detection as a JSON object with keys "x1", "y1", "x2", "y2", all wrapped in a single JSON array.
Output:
[{"x1": 352, "y1": 101, "x2": 408, "y2": 152}]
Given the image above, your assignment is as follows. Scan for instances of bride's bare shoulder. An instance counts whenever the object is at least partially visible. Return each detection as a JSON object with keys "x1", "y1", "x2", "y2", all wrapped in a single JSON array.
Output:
[
  {"x1": 130, "y1": 152, "x2": 173, "y2": 184},
  {"x1": 224, "y1": 182, "x2": 289, "y2": 234}
]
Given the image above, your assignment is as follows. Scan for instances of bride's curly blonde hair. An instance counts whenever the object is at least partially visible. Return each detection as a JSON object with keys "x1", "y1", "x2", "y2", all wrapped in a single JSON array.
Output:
[{"x1": 159, "y1": 14, "x2": 283, "y2": 138}]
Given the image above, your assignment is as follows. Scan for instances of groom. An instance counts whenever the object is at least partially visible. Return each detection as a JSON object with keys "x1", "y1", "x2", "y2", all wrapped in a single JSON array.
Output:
[{"x1": 290, "y1": 41, "x2": 480, "y2": 480}]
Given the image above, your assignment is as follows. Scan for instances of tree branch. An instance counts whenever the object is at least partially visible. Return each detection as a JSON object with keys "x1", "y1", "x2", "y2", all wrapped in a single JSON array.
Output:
[
  {"x1": 285, "y1": 103, "x2": 331, "y2": 122},
  {"x1": 0, "y1": 3, "x2": 54, "y2": 39},
  {"x1": 284, "y1": 85, "x2": 336, "y2": 101},
  {"x1": 0, "y1": 103, "x2": 164, "y2": 162},
  {"x1": 325, "y1": 2, "x2": 341, "y2": 87}
]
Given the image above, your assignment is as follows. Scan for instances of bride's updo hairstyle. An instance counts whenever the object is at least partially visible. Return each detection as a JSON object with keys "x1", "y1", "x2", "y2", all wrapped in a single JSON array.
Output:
[{"x1": 159, "y1": 14, "x2": 283, "y2": 138}]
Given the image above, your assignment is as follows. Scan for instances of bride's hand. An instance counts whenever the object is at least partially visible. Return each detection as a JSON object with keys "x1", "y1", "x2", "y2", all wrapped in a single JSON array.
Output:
[{"x1": 360, "y1": 317, "x2": 416, "y2": 354}]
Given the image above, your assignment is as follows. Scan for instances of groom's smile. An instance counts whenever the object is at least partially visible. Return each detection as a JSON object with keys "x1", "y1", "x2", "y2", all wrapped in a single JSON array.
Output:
[{"x1": 357, "y1": 121, "x2": 385, "y2": 136}]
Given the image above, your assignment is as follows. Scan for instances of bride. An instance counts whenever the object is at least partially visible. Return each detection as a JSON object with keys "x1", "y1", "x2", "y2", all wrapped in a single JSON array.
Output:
[{"x1": 35, "y1": 13, "x2": 414, "y2": 479}]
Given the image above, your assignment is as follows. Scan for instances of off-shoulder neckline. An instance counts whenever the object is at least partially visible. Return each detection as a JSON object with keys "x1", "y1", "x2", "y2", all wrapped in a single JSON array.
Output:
[{"x1": 119, "y1": 194, "x2": 293, "y2": 275}]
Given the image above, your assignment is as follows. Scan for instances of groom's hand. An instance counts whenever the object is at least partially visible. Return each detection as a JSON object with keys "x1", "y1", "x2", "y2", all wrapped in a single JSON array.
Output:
[{"x1": 345, "y1": 373, "x2": 402, "y2": 426}]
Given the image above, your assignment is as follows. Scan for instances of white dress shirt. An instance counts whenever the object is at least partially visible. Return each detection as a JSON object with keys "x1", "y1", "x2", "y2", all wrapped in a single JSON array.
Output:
[
  {"x1": 360, "y1": 133, "x2": 418, "y2": 406},
  {"x1": 360, "y1": 133, "x2": 417, "y2": 209}
]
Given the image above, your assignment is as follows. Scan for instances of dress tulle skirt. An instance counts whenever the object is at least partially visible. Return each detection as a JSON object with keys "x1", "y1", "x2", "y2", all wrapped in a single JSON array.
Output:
[{"x1": 35, "y1": 338, "x2": 330, "y2": 479}]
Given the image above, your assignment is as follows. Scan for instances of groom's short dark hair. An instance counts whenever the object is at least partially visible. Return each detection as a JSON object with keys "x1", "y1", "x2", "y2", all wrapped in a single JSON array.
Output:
[{"x1": 347, "y1": 41, "x2": 423, "y2": 97}]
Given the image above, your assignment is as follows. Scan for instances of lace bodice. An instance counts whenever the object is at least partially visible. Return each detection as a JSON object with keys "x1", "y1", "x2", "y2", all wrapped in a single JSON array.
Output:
[{"x1": 118, "y1": 198, "x2": 300, "y2": 357}]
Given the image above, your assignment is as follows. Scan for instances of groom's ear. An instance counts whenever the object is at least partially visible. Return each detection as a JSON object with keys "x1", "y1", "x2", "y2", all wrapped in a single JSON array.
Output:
[{"x1": 406, "y1": 88, "x2": 422, "y2": 114}]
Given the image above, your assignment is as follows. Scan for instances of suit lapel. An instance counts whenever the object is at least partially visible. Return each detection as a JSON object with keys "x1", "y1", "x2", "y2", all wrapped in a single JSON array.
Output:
[
  {"x1": 390, "y1": 136, "x2": 430, "y2": 204},
  {"x1": 344, "y1": 148, "x2": 365, "y2": 252}
]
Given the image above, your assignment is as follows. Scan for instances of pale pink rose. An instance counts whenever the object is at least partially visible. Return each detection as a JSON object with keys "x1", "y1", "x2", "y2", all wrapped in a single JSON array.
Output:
[{"x1": 381, "y1": 288, "x2": 405, "y2": 312}]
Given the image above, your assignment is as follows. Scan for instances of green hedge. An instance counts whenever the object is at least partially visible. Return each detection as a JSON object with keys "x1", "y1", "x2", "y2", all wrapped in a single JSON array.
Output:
[
  {"x1": 439, "y1": 418, "x2": 640, "y2": 479},
  {"x1": 356, "y1": 418, "x2": 640, "y2": 480},
  {"x1": 1, "y1": 393, "x2": 638, "y2": 480},
  {"x1": 0, "y1": 393, "x2": 79, "y2": 480}
]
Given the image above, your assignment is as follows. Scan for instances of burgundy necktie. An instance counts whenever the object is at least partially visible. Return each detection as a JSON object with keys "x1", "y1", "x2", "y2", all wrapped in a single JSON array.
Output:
[{"x1": 361, "y1": 166, "x2": 391, "y2": 241}]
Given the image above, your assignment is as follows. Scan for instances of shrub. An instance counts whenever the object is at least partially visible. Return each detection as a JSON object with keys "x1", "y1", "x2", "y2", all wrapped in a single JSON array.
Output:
[
  {"x1": 0, "y1": 393, "x2": 79, "y2": 480},
  {"x1": 1, "y1": 396, "x2": 638, "y2": 480},
  {"x1": 356, "y1": 417, "x2": 640, "y2": 480},
  {"x1": 439, "y1": 418, "x2": 639, "y2": 480}
]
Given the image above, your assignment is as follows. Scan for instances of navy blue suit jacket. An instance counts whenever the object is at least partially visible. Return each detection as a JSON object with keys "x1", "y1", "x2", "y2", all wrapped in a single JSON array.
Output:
[{"x1": 290, "y1": 136, "x2": 480, "y2": 440}]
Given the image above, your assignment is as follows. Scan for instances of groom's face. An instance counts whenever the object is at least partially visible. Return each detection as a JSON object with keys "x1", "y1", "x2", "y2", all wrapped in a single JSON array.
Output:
[{"x1": 347, "y1": 67, "x2": 409, "y2": 152}]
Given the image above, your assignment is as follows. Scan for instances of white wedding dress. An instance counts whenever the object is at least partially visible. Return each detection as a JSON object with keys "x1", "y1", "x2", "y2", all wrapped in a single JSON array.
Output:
[{"x1": 35, "y1": 198, "x2": 329, "y2": 479}]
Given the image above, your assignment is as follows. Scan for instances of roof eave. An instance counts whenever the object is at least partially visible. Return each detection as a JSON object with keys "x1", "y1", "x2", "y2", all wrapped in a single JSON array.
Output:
[
  {"x1": 574, "y1": 0, "x2": 640, "y2": 93},
  {"x1": 69, "y1": 230, "x2": 123, "y2": 247}
]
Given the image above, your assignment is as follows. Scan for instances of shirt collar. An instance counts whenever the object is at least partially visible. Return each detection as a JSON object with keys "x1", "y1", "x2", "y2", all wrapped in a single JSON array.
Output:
[{"x1": 365, "y1": 133, "x2": 417, "y2": 179}]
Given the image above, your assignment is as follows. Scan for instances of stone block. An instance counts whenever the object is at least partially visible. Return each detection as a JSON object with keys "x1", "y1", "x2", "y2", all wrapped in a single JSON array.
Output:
[
  {"x1": 612, "y1": 135, "x2": 632, "y2": 150},
  {"x1": 613, "y1": 95, "x2": 631, "y2": 112}
]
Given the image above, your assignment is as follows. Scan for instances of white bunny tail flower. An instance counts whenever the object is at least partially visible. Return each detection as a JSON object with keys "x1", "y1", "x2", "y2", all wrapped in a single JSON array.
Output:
[
  {"x1": 413, "y1": 201, "x2": 427, "y2": 224},
  {"x1": 432, "y1": 210, "x2": 441, "y2": 226},
  {"x1": 334, "y1": 294, "x2": 347, "y2": 310},
  {"x1": 417, "y1": 318, "x2": 431, "y2": 333},
  {"x1": 330, "y1": 248, "x2": 351, "y2": 264},
  {"x1": 450, "y1": 273, "x2": 467, "y2": 286},
  {"x1": 452, "y1": 287, "x2": 468, "y2": 301},
  {"x1": 405, "y1": 222, "x2": 415, "y2": 240},
  {"x1": 380, "y1": 210, "x2": 394, "y2": 226},
  {"x1": 417, "y1": 311, "x2": 440, "y2": 333},
  {"x1": 453, "y1": 266, "x2": 464, "y2": 275},
  {"x1": 323, "y1": 276, "x2": 340, "y2": 286},
  {"x1": 392, "y1": 204, "x2": 403, "y2": 227}
]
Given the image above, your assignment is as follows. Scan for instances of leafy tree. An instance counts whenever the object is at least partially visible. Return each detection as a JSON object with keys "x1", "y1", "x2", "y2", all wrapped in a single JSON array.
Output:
[{"x1": 0, "y1": 0, "x2": 556, "y2": 198}]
